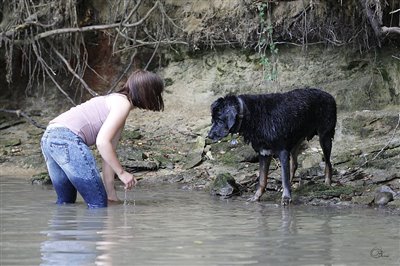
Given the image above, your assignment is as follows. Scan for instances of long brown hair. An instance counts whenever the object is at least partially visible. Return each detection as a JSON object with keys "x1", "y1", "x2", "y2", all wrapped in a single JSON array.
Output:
[{"x1": 117, "y1": 70, "x2": 164, "y2": 111}]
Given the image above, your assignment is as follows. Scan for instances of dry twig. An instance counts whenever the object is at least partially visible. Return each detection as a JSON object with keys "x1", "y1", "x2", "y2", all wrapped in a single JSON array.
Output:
[
  {"x1": 361, "y1": 113, "x2": 400, "y2": 167},
  {"x1": 0, "y1": 109, "x2": 46, "y2": 129}
]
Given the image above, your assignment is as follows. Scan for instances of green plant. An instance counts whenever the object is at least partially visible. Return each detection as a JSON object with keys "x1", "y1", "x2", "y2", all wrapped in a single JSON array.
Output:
[{"x1": 256, "y1": 2, "x2": 278, "y2": 81}]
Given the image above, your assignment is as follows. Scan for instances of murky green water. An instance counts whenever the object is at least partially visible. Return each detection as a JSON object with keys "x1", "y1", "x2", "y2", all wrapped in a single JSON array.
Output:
[{"x1": 0, "y1": 177, "x2": 399, "y2": 266}]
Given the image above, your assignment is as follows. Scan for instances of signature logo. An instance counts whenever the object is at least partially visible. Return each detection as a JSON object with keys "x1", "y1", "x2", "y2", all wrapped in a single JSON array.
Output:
[{"x1": 370, "y1": 247, "x2": 389, "y2": 259}]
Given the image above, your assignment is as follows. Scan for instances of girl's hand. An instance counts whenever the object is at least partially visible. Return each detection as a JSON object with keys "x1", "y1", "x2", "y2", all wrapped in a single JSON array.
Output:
[{"x1": 119, "y1": 170, "x2": 137, "y2": 190}]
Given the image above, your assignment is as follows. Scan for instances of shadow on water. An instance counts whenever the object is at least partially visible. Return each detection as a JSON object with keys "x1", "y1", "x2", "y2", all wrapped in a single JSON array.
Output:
[{"x1": 0, "y1": 177, "x2": 399, "y2": 266}]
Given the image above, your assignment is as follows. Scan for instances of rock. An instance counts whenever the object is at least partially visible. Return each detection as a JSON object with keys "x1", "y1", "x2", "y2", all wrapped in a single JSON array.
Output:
[
  {"x1": 184, "y1": 152, "x2": 203, "y2": 169},
  {"x1": 122, "y1": 160, "x2": 159, "y2": 171},
  {"x1": 31, "y1": 172, "x2": 52, "y2": 185},
  {"x1": 302, "y1": 153, "x2": 322, "y2": 169},
  {"x1": 0, "y1": 138, "x2": 21, "y2": 147},
  {"x1": 205, "y1": 150, "x2": 214, "y2": 160},
  {"x1": 0, "y1": 120, "x2": 25, "y2": 130},
  {"x1": 351, "y1": 195, "x2": 375, "y2": 205},
  {"x1": 122, "y1": 129, "x2": 142, "y2": 140},
  {"x1": 387, "y1": 199, "x2": 400, "y2": 208},
  {"x1": 237, "y1": 146, "x2": 258, "y2": 163},
  {"x1": 374, "y1": 192, "x2": 394, "y2": 206},
  {"x1": 339, "y1": 194, "x2": 352, "y2": 201},
  {"x1": 373, "y1": 185, "x2": 398, "y2": 206},
  {"x1": 376, "y1": 185, "x2": 397, "y2": 195},
  {"x1": 183, "y1": 136, "x2": 205, "y2": 169},
  {"x1": 126, "y1": 149, "x2": 146, "y2": 161},
  {"x1": 209, "y1": 173, "x2": 241, "y2": 198},
  {"x1": 153, "y1": 154, "x2": 174, "y2": 169},
  {"x1": 367, "y1": 170, "x2": 398, "y2": 184}
]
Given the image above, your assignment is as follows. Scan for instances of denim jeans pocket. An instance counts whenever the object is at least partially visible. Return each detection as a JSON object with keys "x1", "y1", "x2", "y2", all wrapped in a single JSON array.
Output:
[{"x1": 50, "y1": 142, "x2": 70, "y2": 165}]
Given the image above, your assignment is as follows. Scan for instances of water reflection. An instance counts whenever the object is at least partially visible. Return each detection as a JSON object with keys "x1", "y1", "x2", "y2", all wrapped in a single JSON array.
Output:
[
  {"x1": 278, "y1": 207, "x2": 334, "y2": 265},
  {"x1": 222, "y1": 204, "x2": 338, "y2": 266},
  {"x1": 0, "y1": 178, "x2": 398, "y2": 266},
  {"x1": 40, "y1": 206, "x2": 111, "y2": 266}
]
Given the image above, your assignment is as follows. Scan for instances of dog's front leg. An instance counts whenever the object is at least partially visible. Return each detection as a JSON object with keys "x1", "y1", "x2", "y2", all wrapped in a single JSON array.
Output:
[
  {"x1": 248, "y1": 154, "x2": 272, "y2": 202},
  {"x1": 279, "y1": 150, "x2": 292, "y2": 206}
]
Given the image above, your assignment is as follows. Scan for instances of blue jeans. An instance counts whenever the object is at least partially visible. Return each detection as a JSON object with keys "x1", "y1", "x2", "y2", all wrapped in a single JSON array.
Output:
[{"x1": 41, "y1": 127, "x2": 108, "y2": 208}]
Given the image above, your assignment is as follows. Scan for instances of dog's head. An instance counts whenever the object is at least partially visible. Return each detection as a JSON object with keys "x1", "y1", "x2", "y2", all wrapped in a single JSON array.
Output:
[{"x1": 207, "y1": 96, "x2": 239, "y2": 141}]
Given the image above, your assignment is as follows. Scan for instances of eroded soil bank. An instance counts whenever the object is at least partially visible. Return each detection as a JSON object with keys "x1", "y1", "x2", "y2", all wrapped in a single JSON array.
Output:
[{"x1": 0, "y1": 46, "x2": 399, "y2": 212}]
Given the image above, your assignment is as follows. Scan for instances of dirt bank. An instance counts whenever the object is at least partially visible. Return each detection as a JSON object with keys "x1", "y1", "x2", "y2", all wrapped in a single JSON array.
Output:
[{"x1": 1, "y1": 46, "x2": 399, "y2": 212}]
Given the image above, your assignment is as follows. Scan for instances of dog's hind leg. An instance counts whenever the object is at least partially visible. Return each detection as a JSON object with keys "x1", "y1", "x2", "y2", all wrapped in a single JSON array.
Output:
[
  {"x1": 290, "y1": 142, "x2": 302, "y2": 185},
  {"x1": 248, "y1": 154, "x2": 272, "y2": 202},
  {"x1": 319, "y1": 135, "x2": 333, "y2": 186},
  {"x1": 279, "y1": 150, "x2": 292, "y2": 205},
  {"x1": 290, "y1": 141, "x2": 307, "y2": 187}
]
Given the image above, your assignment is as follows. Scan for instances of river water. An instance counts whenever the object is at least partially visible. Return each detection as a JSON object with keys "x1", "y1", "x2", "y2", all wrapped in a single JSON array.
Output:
[{"x1": 0, "y1": 177, "x2": 399, "y2": 266}]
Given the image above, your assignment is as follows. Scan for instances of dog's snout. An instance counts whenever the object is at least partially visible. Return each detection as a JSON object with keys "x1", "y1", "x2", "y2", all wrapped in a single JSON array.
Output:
[
  {"x1": 207, "y1": 131, "x2": 215, "y2": 140},
  {"x1": 207, "y1": 127, "x2": 220, "y2": 142}
]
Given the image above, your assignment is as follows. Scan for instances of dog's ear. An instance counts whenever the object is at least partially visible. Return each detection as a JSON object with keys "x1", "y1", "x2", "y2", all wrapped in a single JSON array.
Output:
[
  {"x1": 211, "y1": 97, "x2": 224, "y2": 111},
  {"x1": 226, "y1": 107, "x2": 237, "y2": 130}
]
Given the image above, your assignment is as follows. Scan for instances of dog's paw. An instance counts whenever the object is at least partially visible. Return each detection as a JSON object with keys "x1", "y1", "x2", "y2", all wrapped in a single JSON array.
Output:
[
  {"x1": 247, "y1": 195, "x2": 260, "y2": 202},
  {"x1": 324, "y1": 178, "x2": 332, "y2": 186},
  {"x1": 281, "y1": 197, "x2": 292, "y2": 206}
]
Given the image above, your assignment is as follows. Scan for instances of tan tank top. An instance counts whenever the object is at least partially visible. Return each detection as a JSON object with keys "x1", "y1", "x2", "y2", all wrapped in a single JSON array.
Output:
[{"x1": 50, "y1": 95, "x2": 111, "y2": 146}]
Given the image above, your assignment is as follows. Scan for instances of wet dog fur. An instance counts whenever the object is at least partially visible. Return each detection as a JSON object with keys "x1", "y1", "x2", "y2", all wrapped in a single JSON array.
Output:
[{"x1": 207, "y1": 88, "x2": 337, "y2": 205}]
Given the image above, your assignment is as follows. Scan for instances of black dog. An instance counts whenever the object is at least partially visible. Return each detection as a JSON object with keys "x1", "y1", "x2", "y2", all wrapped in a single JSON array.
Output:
[{"x1": 207, "y1": 88, "x2": 337, "y2": 205}]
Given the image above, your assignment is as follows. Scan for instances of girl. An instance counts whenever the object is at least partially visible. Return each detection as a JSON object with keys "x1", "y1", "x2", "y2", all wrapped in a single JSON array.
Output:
[{"x1": 41, "y1": 70, "x2": 164, "y2": 208}]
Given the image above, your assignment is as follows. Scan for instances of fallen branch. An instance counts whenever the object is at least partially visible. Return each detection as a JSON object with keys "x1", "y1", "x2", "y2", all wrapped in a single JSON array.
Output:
[
  {"x1": 2, "y1": 1, "x2": 160, "y2": 44},
  {"x1": 0, "y1": 109, "x2": 46, "y2": 129},
  {"x1": 382, "y1": 26, "x2": 400, "y2": 35},
  {"x1": 389, "y1": 8, "x2": 400, "y2": 14}
]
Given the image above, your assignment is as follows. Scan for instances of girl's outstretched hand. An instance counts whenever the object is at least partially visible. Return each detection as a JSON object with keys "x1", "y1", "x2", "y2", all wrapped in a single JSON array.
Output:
[{"x1": 119, "y1": 170, "x2": 137, "y2": 190}]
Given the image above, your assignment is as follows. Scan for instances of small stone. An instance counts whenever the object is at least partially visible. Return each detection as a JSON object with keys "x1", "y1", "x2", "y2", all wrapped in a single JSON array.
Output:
[
  {"x1": 351, "y1": 195, "x2": 375, "y2": 205},
  {"x1": 340, "y1": 194, "x2": 352, "y2": 201},
  {"x1": 374, "y1": 191, "x2": 394, "y2": 206},
  {"x1": 209, "y1": 173, "x2": 241, "y2": 198},
  {"x1": 387, "y1": 199, "x2": 400, "y2": 208}
]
